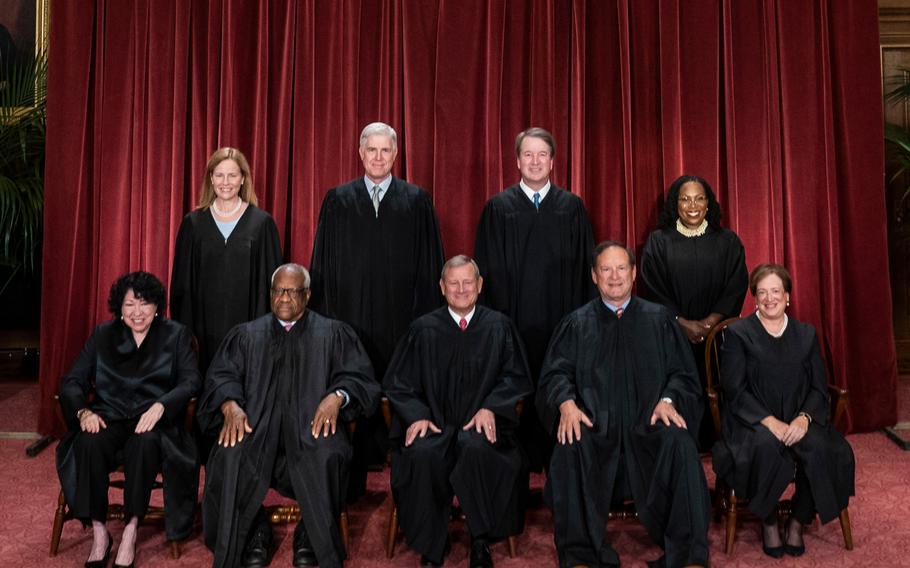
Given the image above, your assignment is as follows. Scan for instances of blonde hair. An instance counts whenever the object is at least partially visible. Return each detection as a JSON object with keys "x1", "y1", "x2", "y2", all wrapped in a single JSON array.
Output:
[{"x1": 197, "y1": 147, "x2": 258, "y2": 209}]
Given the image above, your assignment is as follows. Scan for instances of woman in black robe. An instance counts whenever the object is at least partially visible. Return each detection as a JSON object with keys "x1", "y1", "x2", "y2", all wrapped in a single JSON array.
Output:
[
  {"x1": 640, "y1": 174, "x2": 748, "y2": 447},
  {"x1": 712, "y1": 264, "x2": 855, "y2": 558},
  {"x1": 56, "y1": 272, "x2": 200, "y2": 568},
  {"x1": 170, "y1": 147, "x2": 283, "y2": 374}
]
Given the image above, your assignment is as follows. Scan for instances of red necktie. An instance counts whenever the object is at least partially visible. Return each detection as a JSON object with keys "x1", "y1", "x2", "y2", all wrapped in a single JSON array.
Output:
[
  {"x1": 615, "y1": 308, "x2": 624, "y2": 319},
  {"x1": 459, "y1": 317, "x2": 467, "y2": 331}
]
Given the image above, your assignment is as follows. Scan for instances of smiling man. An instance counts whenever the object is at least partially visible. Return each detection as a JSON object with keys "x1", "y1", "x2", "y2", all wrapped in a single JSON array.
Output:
[
  {"x1": 384, "y1": 255, "x2": 532, "y2": 568},
  {"x1": 537, "y1": 242, "x2": 710, "y2": 568},
  {"x1": 473, "y1": 127, "x2": 595, "y2": 473},
  {"x1": 309, "y1": 121, "x2": 445, "y2": 498}
]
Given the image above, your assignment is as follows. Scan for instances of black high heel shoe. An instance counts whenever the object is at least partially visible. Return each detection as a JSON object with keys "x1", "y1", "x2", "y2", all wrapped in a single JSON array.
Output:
[
  {"x1": 784, "y1": 518, "x2": 806, "y2": 557},
  {"x1": 762, "y1": 521, "x2": 784, "y2": 558},
  {"x1": 85, "y1": 531, "x2": 112, "y2": 568}
]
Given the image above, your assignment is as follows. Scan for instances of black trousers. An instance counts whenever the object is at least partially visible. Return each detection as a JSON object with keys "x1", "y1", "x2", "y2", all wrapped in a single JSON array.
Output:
[{"x1": 71, "y1": 419, "x2": 162, "y2": 523}]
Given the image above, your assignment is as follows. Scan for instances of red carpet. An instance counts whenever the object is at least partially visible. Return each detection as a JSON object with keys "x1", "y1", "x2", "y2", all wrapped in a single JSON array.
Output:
[{"x1": 1, "y1": 380, "x2": 909, "y2": 567}]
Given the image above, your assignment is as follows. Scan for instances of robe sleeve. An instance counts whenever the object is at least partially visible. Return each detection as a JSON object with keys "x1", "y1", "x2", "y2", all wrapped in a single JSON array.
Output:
[
  {"x1": 473, "y1": 202, "x2": 510, "y2": 313},
  {"x1": 720, "y1": 328, "x2": 773, "y2": 425},
  {"x1": 536, "y1": 316, "x2": 581, "y2": 434},
  {"x1": 383, "y1": 326, "x2": 434, "y2": 431},
  {"x1": 326, "y1": 322, "x2": 380, "y2": 422},
  {"x1": 571, "y1": 202, "x2": 597, "y2": 306},
  {"x1": 252, "y1": 213, "x2": 283, "y2": 318},
  {"x1": 801, "y1": 328, "x2": 830, "y2": 427},
  {"x1": 308, "y1": 190, "x2": 336, "y2": 316},
  {"x1": 170, "y1": 214, "x2": 195, "y2": 328},
  {"x1": 156, "y1": 325, "x2": 202, "y2": 423},
  {"x1": 196, "y1": 326, "x2": 249, "y2": 435},
  {"x1": 411, "y1": 191, "x2": 445, "y2": 318},
  {"x1": 657, "y1": 313, "x2": 704, "y2": 429},
  {"x1": 710, "y1": 232, "x2": 748, "y2": 318},
  {"x1": 58, "y1": 329, "x2": 98, "y2": 430},
  {"x1": 481, "y1": 321, "x2": 533, "y2": 425},
  {"x1": 639, "y1": 231, "x2": 682, "y2": 318}
]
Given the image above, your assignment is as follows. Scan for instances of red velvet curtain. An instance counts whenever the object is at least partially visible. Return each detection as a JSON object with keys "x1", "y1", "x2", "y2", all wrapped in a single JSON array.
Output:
[{"x1": 39, "y1": 0, "x2": 894, "y2": 436}]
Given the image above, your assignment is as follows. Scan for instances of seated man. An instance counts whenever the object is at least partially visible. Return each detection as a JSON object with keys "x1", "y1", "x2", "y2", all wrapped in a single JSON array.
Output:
[
  {"x1": 198, "y1": 263, "x2": 380, "y2": 568},
  {"x1": 537, "y1": 242, "x2": 710, "y2": 568},
  {"x1": 384, "y1": 255, "x2": 533, "y2": 567}
]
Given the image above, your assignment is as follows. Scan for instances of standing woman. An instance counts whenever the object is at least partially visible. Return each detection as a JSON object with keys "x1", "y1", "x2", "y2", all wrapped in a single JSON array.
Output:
[
  {"x1": 712, "y1": 264, "x2": 854, "y2": 557},
  {"x1": 170, "y1": 147, "x2": 283, "y2": 374},
  {"x1": 640, "y1": 174, "x2": 748, "y2": 447}
]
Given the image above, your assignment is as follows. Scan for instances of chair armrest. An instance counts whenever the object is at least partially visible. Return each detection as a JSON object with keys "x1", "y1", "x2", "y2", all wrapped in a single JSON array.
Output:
[{"x1": 826, "y1": 384, "x2": 849, "y2": 434}]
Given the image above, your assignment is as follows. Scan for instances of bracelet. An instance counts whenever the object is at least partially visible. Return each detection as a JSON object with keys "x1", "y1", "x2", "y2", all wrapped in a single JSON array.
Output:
[
  {"x1": 76, "y1": 408, "x2": 91, "y2": 420},
  {"x1": 797, "y1": 411, "x2": 812, "y2": 425}
]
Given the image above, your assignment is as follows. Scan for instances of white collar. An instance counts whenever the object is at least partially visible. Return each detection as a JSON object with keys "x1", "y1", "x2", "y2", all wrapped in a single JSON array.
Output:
[
  {"x1": 519, "y1": 179, "x2": 551, "y2": 203},
  {"x1": 448, "y1": 306, "x2": 476, "y2": 327}
]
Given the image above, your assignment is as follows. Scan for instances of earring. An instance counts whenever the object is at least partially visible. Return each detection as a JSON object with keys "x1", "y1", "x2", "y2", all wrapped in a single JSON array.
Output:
[
  {"x1": 155, "y1": 312, "x2": 159, "y2": 317},
  {"x1": 786, "y1": 301, "x2": 790, "y2": 306}
]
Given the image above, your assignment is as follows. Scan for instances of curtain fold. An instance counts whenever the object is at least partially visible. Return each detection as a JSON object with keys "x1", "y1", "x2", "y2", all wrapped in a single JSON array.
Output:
[{"x1": 39, "y1": 0, "x2": 893, "y2": 436}]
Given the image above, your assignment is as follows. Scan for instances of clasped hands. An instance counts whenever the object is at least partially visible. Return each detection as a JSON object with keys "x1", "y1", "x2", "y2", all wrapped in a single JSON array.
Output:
[
  {"x1": 78, "y1": 402, "x2": 164, "y2": 434},
  {"x1": 404, "y1": 408, "x2": 497, "y2": 447},
  {"x1": 677, "y1": 316, "x2": 713, "y2": 344},
  {"x1": 557, "y1": 399, "x2": 687, "y2": 445},
  {"x1": 761, "y1": 414, "x2": 808, "y2": 446}
]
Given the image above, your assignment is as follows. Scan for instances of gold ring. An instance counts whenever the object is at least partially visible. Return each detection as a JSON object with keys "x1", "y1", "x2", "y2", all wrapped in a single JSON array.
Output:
[{"x1": 324, "y1": 418, "x2": 330, "y2": 424}]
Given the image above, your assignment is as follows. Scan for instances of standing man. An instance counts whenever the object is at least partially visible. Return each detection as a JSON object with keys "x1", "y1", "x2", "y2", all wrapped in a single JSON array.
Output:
[
  {"x1": 199, "y1": 264, "x2": 380, "y2": 568},
  {"x1": 309, "y1": 122, "x2": 445, "y2": 495},
  {"x1": 537, "y1": 242, "x2": 710, "y2": 568},
  {"x1": 384, "y1": 255, "x2": 532, "y2": 567},
  {"x1": 474, "y1": 127, "x2": 595, "y2": 471}
]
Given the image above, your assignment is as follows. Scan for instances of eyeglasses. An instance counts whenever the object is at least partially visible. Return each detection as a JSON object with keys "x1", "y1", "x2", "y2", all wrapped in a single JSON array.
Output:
[
  {"x1": 270, "y1": 287, "x2": 308, "y2": 300},
  {"x1": 678, "y1": 195, "x2": 708, "y2": 206}
]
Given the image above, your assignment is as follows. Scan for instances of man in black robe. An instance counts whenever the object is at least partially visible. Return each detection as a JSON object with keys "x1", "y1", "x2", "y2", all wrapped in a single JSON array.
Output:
[
  {"x1": 473, "y1": 127, "x2": 595, "y2": 471},
  {"x1": 384, "y1": 255, "x2": 532, "y2": 567},
  {"x1": 309, "y1": 121, "x2": 445, "y2": 495},
  {"x1": 538, "y1": 241, "x2": 710, "y2": 568},
  {"x1": 199, "y1": 264, "x2": 380, "y2": 568}
]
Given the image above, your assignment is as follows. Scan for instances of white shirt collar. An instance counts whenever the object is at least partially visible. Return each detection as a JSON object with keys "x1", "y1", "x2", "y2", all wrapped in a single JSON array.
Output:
[
  {"x1": 448, "y1": 306, "x2": 476, "y2": 327},
  {"x1": 364, "y1": 175, "x2": 392, "y2": 200},
  {"x1": 519, "y1": 179, "x2": 551, "y2": 203}
]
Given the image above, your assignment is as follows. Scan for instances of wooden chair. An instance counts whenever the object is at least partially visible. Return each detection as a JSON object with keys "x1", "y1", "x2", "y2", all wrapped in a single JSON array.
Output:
[
  {"x1": 49, "y1": 397, "x2": 197, "y2": 559},
  {"x1": 381, "y1": 398, "x2": 519, "y2": 559},
  {"x1": 704, "y1": 316, "x2": 854, "y2": 555}
]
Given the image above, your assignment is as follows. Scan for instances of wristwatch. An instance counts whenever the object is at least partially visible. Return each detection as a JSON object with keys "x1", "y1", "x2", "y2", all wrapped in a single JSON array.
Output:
[
  {"x1": 334, "y1": 389, "x2": 345, "y2": 400},
  {"x1": 660, "y1": 397, "x2": 673, "y2": 406}
]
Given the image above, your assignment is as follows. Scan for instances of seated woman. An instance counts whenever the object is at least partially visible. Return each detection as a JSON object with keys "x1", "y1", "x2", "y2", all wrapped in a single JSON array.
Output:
[
  {"x1": 712, "y1": 264, "x2": 855, "y2": 558},
  {"x1": 56, "y1": 271, "x2": 201, "y2": 568}
]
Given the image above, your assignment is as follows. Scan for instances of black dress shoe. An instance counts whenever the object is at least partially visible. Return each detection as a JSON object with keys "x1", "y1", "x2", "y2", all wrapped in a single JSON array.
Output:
[
  {"x1": 85, "y1": 531, "x2": 112, "y2": 568},
  {"x1": 784, "y1": 521, "x2": 805, "y2": 557},
  {"x1": 761, "y1": 522, "x2": 784, "y2": 559},
  {"x1": 112, "y1": 562, "x2": 134, "y2": 568},
  {"x1": 470, "y1": 538, "x2": 493, "y2": 568},
  {"x1": 292, "y1": 522, "x2": 318, "y2": 567},
  {"x1": 241, "y1": 524, "x2": 274, "y2": 568}
]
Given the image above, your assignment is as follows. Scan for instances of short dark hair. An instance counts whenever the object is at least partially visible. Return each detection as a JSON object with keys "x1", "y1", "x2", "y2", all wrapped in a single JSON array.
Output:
[
  {"x1": 658, "y1": 175, "x2": 722, "y2": 230},
  {"x1": 748, "y1": 263, "x2": 792, "y2": 296},
  {"x1": 107, "y1": 271, "x2": 167, "y2": 318},
  {"x1": 591, "y1": 240, "x2": 635, "y2": 268},
  {"x1": 515, "y1": 127, "x2": 555, "y2": 157}
]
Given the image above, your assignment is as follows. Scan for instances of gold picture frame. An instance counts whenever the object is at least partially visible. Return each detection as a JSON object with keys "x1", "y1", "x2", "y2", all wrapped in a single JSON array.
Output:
[{"x1": 0, "y1": 0, "x2": 49, "y2": 114}]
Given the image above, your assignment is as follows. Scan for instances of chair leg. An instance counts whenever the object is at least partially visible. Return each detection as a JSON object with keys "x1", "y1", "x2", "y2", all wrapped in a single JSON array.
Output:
[
  {"x1": 50, "y1": 489, "x2": 67, "y2": 557},
  {"x1": 340, "y1": 509, "x2": 350, "y2": 550},
  {"x1": 839, "y1": 507, "x2": 853, "y2": 550},
  {"x1": 724, "y1": 491, "x2": 737, "y2": 555},
  {"x1": 507, "y1": 535, "x2": 517, "y2": 558},
  {"x1": 169, "y1": 540, "x2": 180, "y2": 559},
  {"x1": 385, "y1": 505, "x2": 398, "y2": 559}
]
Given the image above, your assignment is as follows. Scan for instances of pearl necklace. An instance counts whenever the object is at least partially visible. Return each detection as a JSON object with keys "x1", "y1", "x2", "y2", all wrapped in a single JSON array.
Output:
[
  {"x1": 212, "y1": 198, "x2": 244, "y2": 217},
  {"x1": 757, "y1": 311, "x2": 788, "y2": 338},
  {"x1": 676, "y1": 218, "x2": 708, "y2": 238}
]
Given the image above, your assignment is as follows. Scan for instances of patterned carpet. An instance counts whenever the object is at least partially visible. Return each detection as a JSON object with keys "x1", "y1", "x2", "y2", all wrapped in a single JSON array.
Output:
[{"x1": 1, "y1": 380, "x2": 909, "y2": 567}]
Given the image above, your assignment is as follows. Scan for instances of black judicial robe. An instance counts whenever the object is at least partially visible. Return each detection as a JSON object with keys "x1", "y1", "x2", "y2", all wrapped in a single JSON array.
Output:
[
  {"x1": 383, "y1": 306, "x2": 533, "y2": 559},
  {"x1": 537, "y1": 298, "x2": 710, "y2": 567},
  {"x1": 170, "y1": 205, "x2": 283, "y2": 372},
  {"x1": 474, "y1": 184, "x2": 595, "y2": 470},
  {"x1": 198, "y1": 311, "x2": 380, "y2": 568},
  {"x1": 56, "y1": 319, "x2": 201, "y2": 540},
  {"x1": 711, "y1": 314, "x2": 855, "y2": 523},
  {"x1": 640, "y1": 225, "x2": 747, "y2": 448},
  {"x1": 309, "y1": 177, "x2": 445, "y2": 378}
]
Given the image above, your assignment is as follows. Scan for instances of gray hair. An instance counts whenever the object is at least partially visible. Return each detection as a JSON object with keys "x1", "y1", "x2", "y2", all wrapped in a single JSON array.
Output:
[
  {"x1": 271, "y1": 263, "x2": 311, "y2": 289},
  {"x1": 359, "y1": 122, "x2": 398, "y2": 150},
  {"x1": 441, "y1": 254, "x2": 481, "y2": 280}
]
